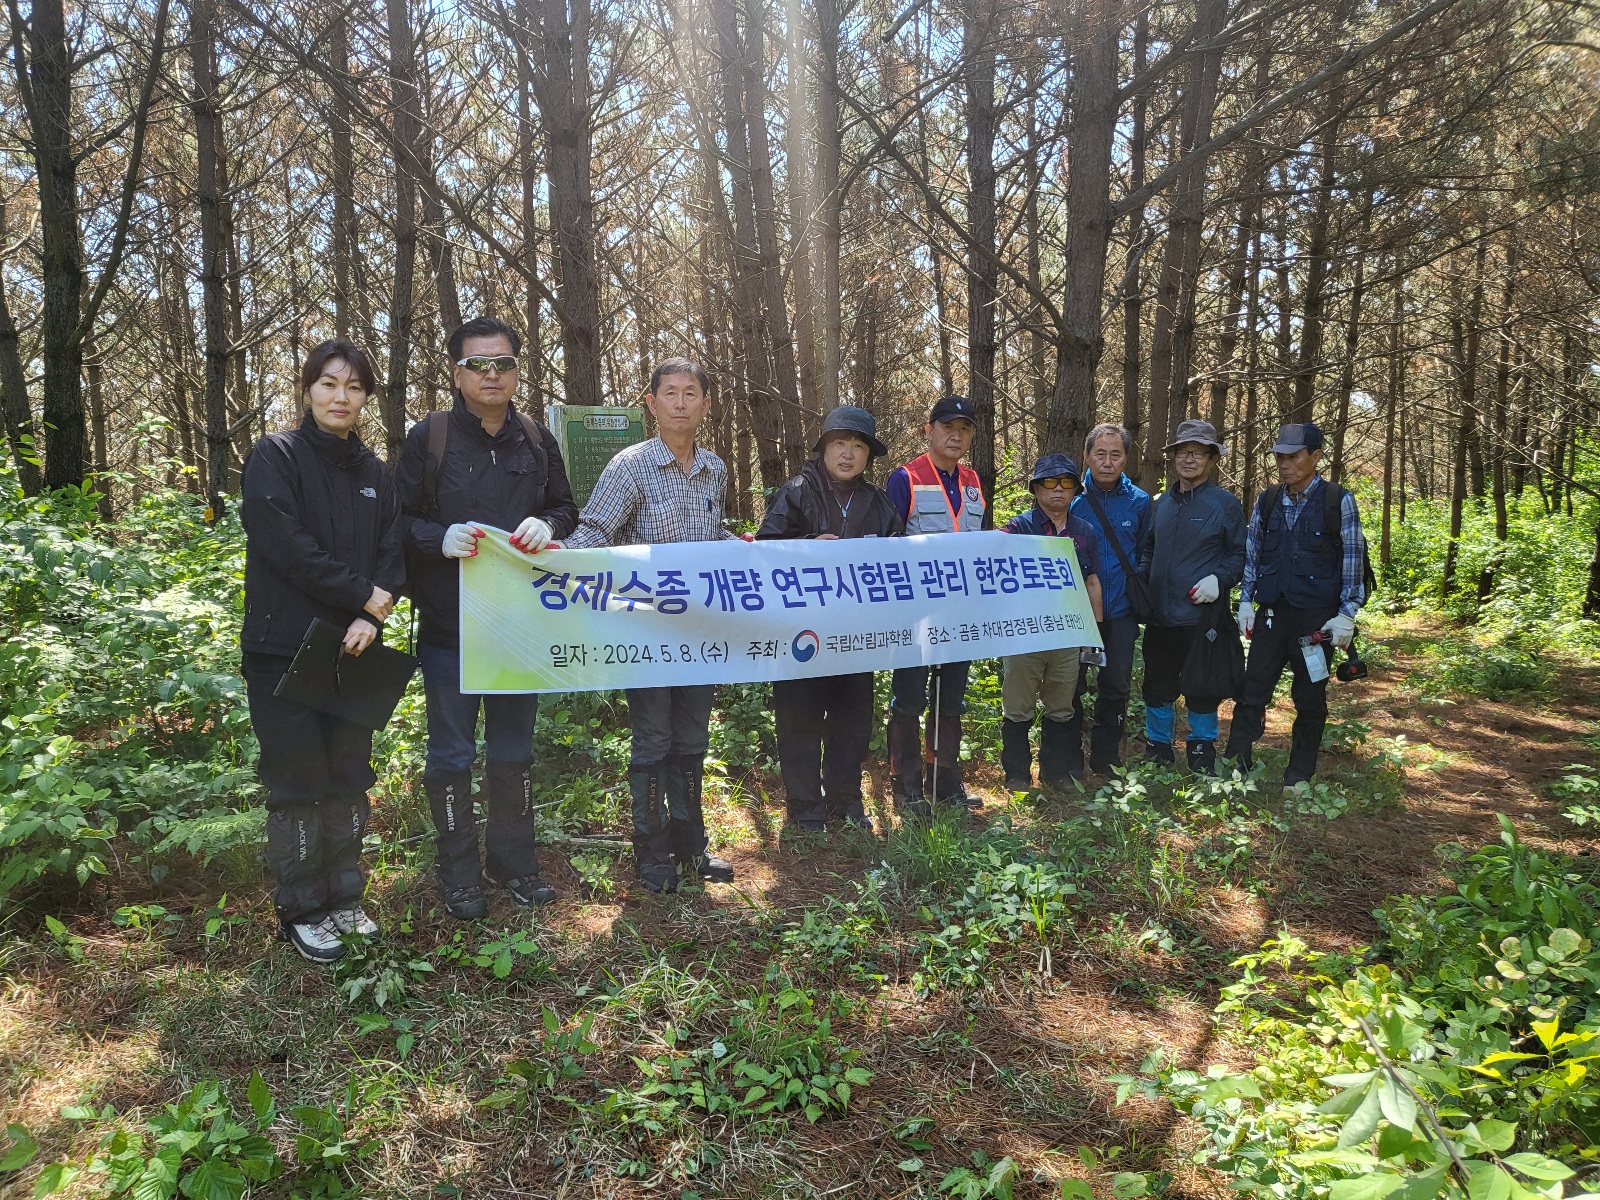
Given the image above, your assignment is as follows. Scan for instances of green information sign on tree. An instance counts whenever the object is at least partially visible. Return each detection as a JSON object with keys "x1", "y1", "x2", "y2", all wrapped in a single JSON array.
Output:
[{"x1": 547, "y1": 405, "x2": 647, "y2": 507}]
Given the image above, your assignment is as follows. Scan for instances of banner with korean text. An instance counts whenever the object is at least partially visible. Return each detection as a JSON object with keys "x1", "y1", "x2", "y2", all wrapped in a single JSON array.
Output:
[{"x1": 459, "y1": 529, "x2": 1102, "y2": 693}]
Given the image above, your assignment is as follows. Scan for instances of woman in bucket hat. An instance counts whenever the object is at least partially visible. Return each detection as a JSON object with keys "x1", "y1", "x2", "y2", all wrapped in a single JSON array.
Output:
[{"x1": 757, "y1": 406, "x2": 904, "y2": 833}]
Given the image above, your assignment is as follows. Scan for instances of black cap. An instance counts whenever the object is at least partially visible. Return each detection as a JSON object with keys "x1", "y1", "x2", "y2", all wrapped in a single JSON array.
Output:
[
  {"x1": 1270, "y1": 422, "x2": 1324, "y2": 454},
  {"x1": 813, "y1": 405, "x2": 888, "y2": 458},
  {"x1": 928, "y1": 395, "x2": 976, "y2": 426}
]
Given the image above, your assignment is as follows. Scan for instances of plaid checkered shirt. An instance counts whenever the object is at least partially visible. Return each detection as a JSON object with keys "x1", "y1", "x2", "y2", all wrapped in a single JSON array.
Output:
[
  {"x1": 1241, "y1": 474, "x2": 1367, "y2": 619},
  {"x1": 564, "y1": 436, "x2": 739, "y2": 548}
]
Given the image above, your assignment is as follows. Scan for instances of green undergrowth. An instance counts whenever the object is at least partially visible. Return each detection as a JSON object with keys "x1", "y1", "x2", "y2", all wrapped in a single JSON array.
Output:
[{"x1": 1115, "y1": 816, "x2": 1600, "y2": 1200}]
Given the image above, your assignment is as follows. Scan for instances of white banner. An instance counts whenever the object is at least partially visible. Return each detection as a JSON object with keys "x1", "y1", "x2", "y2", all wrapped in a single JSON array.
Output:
[{"x1": 459, "y1": 529, "x2": 1101, "y2": 693}]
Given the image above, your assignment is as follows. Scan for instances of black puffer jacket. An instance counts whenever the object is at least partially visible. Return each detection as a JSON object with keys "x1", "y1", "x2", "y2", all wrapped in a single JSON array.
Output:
[
  {"x1": 394, "y1": 400, "x2": 579, "y2": 648},
  {"x1": 756, "y1": 460, "x2": 904, "y2": 540},
  {"x1": 240, "y1": 415, "x2": 405, "y2": 658}
]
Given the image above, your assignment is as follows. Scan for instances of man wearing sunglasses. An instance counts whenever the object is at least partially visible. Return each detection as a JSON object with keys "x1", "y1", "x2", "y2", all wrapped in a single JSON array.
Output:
[{"x1": 396, "y1": 315, "x2": 579, "y2": 922}]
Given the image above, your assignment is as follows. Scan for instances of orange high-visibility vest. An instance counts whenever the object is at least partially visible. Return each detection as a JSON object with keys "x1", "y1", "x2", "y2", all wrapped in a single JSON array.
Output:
[{"x1": 902, "y1": 453, "x2": 985, "y2": 534}]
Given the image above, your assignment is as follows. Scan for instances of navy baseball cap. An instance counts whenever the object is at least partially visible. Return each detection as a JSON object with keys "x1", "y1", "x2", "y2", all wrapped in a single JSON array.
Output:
[
  {"x1": 928, "y1": 395, "x2": 976, "y2": 426},
  {"x1": 1271, "y1": 422, "x2": 1324, "y2": 454},
  {"x1": 1028, "y1": 453, "x2": 1081, "y2": 487}
]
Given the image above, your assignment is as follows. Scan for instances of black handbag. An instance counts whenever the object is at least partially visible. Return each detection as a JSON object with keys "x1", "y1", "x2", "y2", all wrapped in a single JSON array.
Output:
[
  {"x1": 1181, "y1": 599, "x2": 1245, "y2": 710},
  {"x1": 1082, "y1": 485, "x2": 1154, "y2": 623}
]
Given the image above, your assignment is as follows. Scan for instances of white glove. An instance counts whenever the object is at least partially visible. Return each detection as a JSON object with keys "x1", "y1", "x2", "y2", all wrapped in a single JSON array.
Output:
[
  {"x1": 1189, "y1": 574, "x2": 1220, "y2": 604},
  {"x1": 510, "y1": 516, "x2": 553, "y2": 553},
  {"x1": 1237, "y1": 601, "x2": 1255, "y2": 639},
  {"x1": 442, "y1": 523, "x2": 483, "y2": 559},
  {"x1": 1321, "y1": 612, "x2": 1356, "y2": 649}
]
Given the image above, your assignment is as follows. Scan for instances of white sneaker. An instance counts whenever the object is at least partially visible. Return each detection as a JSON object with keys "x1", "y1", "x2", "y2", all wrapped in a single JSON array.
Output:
[
  {"x1": 329, "y1": 907, "x2": 380, "y2": 938},
  {"x1": 279, "y1": 914, "x2": 346, "y2": 964}
]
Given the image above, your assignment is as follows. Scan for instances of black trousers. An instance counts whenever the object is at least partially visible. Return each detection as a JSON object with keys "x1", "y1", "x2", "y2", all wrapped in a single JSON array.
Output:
[
  {"x1": 1225, "y1": 602, "x2": 1336, "y2": 783},
  {"x1": 243, "y1": 653, "x2": 375, "y2": 922},
  {"x1": 1141, "y1": 624, "x2": 1219, "y2": 715},
  {"x1": 774, "y1": 673, "x2": 874, "y2": 826}
]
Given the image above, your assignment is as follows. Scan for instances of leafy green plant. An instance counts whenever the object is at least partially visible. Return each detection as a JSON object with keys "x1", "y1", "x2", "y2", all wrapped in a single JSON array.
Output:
[
  {"x1": 35, "y1": 1075, "x2": 281, "y2": 1199},
  {"x1": 938, "y1": 1150, "x2": 1019, "y2": 1199},
  {"x1": 569, "y1": 852, "x2": 618, "y2": 898},
  {"x1": 479, "y1": 1008, "x2": 599, "y2": 1108},
  {"x1": 288, "y1": 1079, "x2": 375, "y2": 1198}
]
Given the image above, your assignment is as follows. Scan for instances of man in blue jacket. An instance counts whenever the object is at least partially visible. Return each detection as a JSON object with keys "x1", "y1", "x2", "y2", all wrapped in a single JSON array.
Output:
[{"x1": 1070, "y1": 423, "x2": 1153, "y2": 774}]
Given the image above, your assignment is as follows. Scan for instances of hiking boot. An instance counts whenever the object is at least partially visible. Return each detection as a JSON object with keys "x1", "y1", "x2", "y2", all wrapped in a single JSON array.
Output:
[
  {"x1": 484, "y1": 869, "x2": 558, "y2": 907},
  {"x1": 1144, "y1": 740, "x2": 1176, "y2": 765},
  {"x1": 442, "y1": 884, "x2": 488, "y2": 921},
  {"x1": 279, "y1": 914, "x2": 346, "y2": 965},
  {"x1": 629, "y1": 763, "x2": 677, "y2": 894},
  {"x1": 328, "y1": 907, "x2": 380, "y2": 938},
  {"x1": 1186, "y1": 739, "x2": 1217, "y2": 777},
  {"x1": 692, "y1": 854, "x2": 736, "y2": 883}
]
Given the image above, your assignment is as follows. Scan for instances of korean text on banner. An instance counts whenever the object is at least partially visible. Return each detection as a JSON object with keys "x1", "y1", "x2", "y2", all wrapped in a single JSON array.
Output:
[{"x1": 459, "y1": 530, "x2": 1102, "y2": 694}]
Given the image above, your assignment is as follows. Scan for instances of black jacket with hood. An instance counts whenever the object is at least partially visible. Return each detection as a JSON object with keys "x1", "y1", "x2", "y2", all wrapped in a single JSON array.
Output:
[
  {"x1": 756, "y1": 460, "x2": 904, "y2": 541},
  {"x1": 394, "y1": 400, "x2": 580, "y2": 648},
  {"x1": 240, "y1": 414, "x2": 406, "y2": 658}
]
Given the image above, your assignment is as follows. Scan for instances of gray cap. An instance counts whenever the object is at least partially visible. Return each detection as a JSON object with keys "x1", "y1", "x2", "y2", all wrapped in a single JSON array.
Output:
[
  {"x1": 1164, "y1": 418, "x2": 1227, "y2": 456},
  {"x1": 813, "y1": 405, "x2": 887, "y2": 458},
  {"x1": 1270, "y1": 422, "x2": 1324, "y2": 454}
]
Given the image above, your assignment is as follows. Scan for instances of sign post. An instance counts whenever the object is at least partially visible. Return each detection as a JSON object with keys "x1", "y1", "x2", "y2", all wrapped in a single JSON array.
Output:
[{"x1": 547, "y1": 404, "x2": 647, "y2": 506}]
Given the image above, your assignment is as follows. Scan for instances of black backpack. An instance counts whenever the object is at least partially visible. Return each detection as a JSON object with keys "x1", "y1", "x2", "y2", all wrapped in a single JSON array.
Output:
[
  {"x1": 1255, "y1": 480, "x2": 1377, "y2": 600},
  {"x1": 418, "y1": 409, "x2": 549, "y2": 517}
]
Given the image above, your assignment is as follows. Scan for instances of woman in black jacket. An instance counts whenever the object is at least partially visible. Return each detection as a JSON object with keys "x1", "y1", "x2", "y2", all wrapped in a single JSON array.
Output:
[
  {"x1": 240, "y1": 340, "x2": 405, "y2": 964},
  {"x1": 757, "y1": 406, "x2": 903, "y2": 833}
]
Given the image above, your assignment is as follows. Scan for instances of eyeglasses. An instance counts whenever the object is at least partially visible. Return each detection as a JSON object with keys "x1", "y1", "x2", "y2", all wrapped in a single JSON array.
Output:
[
  {"x1": 1035, "y1": 477, "x2": 1077, "y2": 491},
  {"x1": 456, "y1": 355, "x2": 519, "y2": 374},
  {"x1": 1173, "y1": 448, "x2": 1212, "y2": 461}
]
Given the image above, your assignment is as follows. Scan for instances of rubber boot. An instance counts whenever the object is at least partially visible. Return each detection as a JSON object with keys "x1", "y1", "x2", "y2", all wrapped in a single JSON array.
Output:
[
  {"x1": 1038, "y1": 718, "x2": 1081, "y2": 789},
  {"x1": 1186, "y1": 739, "x2": 1217, "y2": 776},
  {"x1": 1088, "y1": 707, "x2": 1125, "y2": 775},
  {"x1": 1000, "y1": 718, "x2": 1033, "y2": 791},
  {"x1": 670, "y1": 754, "x2": 734, "y2": 882},
  {"x1": 887, "y1": 713, "x2": 930, "y2": 818},
  {"x1": 629, "y1": 763, "x2": 677, "y2": 893}
]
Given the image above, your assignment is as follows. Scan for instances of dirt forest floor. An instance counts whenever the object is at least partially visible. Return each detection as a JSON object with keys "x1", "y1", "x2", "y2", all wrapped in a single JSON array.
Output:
[{"x1": 4, "y1": 612, "x2": 1599, "y2": 1200}]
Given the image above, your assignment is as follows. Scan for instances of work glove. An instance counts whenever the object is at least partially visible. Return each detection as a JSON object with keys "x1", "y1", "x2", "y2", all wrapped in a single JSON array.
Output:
[
  {"x1": 1321, "y1": 612, "x2": 1356, "y2": 649},
  {"x1": 1237, "y1": 600, "x2": 1255, "y2": 639},
  {"x1": 509, "y1": 516, "x2": 553, "y2": 553},
  {"x1": 442, "y1": 523, "x2": 484, "y2": 559},
  {"x1": 1189, "y1": 574, "x2": 1220, "y2": 604}
]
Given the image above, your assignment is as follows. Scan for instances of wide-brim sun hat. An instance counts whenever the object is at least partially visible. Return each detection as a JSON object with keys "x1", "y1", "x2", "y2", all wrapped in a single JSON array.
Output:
[
  {"x1": 812, "y1": 404, "x2": 888, "y2": 458},
  {"x1": 1163, "y1": 418, "x2": 1227, "y2": 456}
]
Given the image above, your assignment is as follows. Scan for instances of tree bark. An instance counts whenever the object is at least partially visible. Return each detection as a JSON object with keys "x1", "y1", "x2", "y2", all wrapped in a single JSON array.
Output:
[
  {"x1": 785, "y1": 0, "x2": 820, "y2": 428},
  {"x1": 963, "y1": 0, "x2": 998, "y2": 519},
  {"x1": 1120, "y1": 9, "x2": 1147, "y2": 442},
  {"x1": 0, "y1": 196, "x2": 41, "y2": 492},
  {"x1": 527, "y1": 0, "x2": 603, "y2": 407},
  {"x1": 15, "y1": 0, "x2": 85, "y2": 487},
  {"x1": 1288, "y1": 111, "x2": 1341, "y2": 424},
  {"x1": 1329, "y1": 188, "x2": 1374, "y2": 481},
  {"x1": 813, "y1": 0, "x2": 842, "y2": 410},
  {"x1": 515, "y1": 0, "x2": 544, "y2": 408},
  {"x1": 1044, "y1": 0, "x2": 1120, "y2": 459},
  {"x1": 328, "y1": 11, "x2": 357, "y2": 343},
  {"x1": 384, "y1": 0, "x2": 421, "y2": 459},
  {"x1": 190, "y1": 0, "x2": 232, "y2": 503}
]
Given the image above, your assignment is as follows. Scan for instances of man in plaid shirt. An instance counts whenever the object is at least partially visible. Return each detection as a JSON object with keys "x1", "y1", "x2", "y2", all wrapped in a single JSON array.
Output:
[
  {"x1": 562, "y1": 357, "x2": 740, "y2": 892},
  {"x1": 1225, "y1": 422, "x2": 1369, "y2": 788}
]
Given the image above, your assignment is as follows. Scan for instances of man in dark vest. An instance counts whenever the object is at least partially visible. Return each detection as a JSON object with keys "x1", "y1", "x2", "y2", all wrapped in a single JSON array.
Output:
[
  {"x1": 1225, "y1": 422, "x2": 1369, "y2": 787},
  {"x1": 884, "y1": 395, "x2": 986, "y2": 815},
  {"x1": 395, "y1": 316, "x2": 580, "y2": 920}
]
